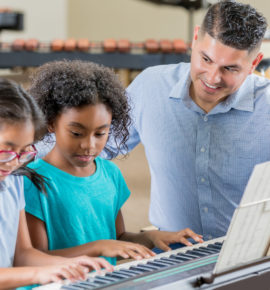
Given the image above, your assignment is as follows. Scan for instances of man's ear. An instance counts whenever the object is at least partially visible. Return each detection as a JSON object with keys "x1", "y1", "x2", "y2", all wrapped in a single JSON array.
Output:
[
  {"x1": 249, "y1": 52, "x2": 263, "y2": 74},
  {"x1": 192, "y1": 26, "x2": 200, "y2": 49}
]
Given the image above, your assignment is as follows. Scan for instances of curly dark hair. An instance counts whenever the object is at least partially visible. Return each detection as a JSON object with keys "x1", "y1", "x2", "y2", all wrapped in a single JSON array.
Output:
[
  {"x1": 29, "y1": 60, "x2": 131, "y2": 157},
  {"x1": 201, "y1": 0, "x2": 267, "y2": 52}
]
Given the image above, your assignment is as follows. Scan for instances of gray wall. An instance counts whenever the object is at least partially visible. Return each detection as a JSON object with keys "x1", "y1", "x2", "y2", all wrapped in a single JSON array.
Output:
[{"x1": 1, "y1": 0, "x2": 269, "y2": 43}]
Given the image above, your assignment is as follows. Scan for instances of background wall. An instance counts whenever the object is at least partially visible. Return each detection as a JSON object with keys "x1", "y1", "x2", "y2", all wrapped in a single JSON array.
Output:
[
  {"x1": 1, "y1": 0, "x2": 269, "y2": 43},
  {"x1": 0, "y1": 0, "x2": 67, "y2": 41}
]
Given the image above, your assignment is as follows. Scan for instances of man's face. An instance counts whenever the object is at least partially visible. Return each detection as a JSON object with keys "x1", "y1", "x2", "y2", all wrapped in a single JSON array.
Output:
[{"x1": 189, "y1": 27, "x2": 263, "y2": 113}]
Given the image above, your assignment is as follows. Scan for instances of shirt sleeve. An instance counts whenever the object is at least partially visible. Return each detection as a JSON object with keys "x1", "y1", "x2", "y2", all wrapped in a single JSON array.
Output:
[
  {"x1": 23, "y1": 176, "x2": 45, "y2": 222},
  {"x1": 115, "y1": 168, "x2": 131, "y2": 216},
  {"x1": 17, "y1": 176, "x2": 25, "y2": 210}
]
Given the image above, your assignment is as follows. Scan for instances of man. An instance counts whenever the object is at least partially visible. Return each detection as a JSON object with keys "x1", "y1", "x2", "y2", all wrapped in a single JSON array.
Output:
[{"x1": 107, "y1": 0, "x2": 270, "y2": 240}]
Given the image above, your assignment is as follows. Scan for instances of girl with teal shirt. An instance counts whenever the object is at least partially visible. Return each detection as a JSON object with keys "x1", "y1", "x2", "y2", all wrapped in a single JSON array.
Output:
[
  {"x1": 0, "y1": 78, "x2": 112, "y2": 289},
  {"x1": 24, "y1": 60, "x2": 203, "y2": 265}
]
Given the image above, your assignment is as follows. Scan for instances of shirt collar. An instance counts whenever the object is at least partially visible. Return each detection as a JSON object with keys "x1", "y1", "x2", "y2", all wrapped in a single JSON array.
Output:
[{"x1": 169, "y1": 63, "x2": 255, "y2": 114}]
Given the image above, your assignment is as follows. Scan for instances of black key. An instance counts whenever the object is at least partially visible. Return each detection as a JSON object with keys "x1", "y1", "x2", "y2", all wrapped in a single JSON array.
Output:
[
  {"x1": 136, "y1": 263, "x2": 157, "y2": 271},
  {"x1": 119, "y1": 269, "x2": 138, "y2": 276},
  {"x1": 75, "y1": 281, "x2": 98, "y2": 288},
  {"x1": 186, "y1": 249, "x2": 208, "y2": 257},
  {"x1": 61, "y1": 286, "x2": 86, "y2": 290},
  {"x1": 94, "y1": 276, "x2": 116, "y2": 283},
  {"x1": 155, "y1": 258, "x2": 176, "y2": 266},
  {"x1": 198, "y1": 247, "x2": 219, "y2": 254},
  {"x1": 131, "y1": 265, "x2": 151, "y2": 273},
  {"x1": 92, "y1": 278, "x2": 108, "y2": 285},
  {"x1": 170, "y1": 254, "x2": 192, "y2": 261},
  {"x1": 215, "y1": 242, "x2": 223, "y2": 246},
  {"x1": 165, "y1": 256, "x2": 186, "y2": 263},
  {"x1": 130, "y1": 266, "x2": 148, "y2": 273},
  {"x1": 105, "y1": 272, "x2": 126, "y2": 279},
  {"x1": 127, "y1": 267, "x2": 145, "y2": 275},
  {"x1": 113, "y1": 270, "x2": 134, "y2": 278},
  {"x1": 178, "y1": 253, "x2": 199, "y2": 259},
  {"x1": 207, "y1": 244, "x2": 222, "y2": 251},
  {"x1": 160, "y1": 257, "x2": 180, "y2": 264},
  {"x1": 147, "y1": 261, "x2": 167, "y2": 268}
]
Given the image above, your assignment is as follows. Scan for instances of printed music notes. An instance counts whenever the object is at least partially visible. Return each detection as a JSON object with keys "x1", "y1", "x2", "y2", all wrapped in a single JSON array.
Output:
[{"x1": 214, "y1": 161, "x2": 270, "y2": 274}]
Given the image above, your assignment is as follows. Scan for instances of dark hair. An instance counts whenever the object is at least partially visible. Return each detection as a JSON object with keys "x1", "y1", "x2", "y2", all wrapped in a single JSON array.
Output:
[
  {"x1": 29, "y1": 60, "x2": 131, "y2": 157},
  {"x1": 0, "y1": 78, "x2": 47, "y2": 192},
  {"x1": 201, "y1": 0, "x2": 267, "y2": 51}
]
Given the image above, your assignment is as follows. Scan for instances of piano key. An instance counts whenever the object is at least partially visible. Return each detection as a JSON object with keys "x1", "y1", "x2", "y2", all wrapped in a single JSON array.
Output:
[
  {"x1": 177, "y1": 253, "x2": 200, "y2": 259},
  {"x1": 215, "y1": 242, "x2": 223, "y2": 246},
  {"x1": 130, "y1": 266, "x2": 150, "y2": 273},
  {"x1": 127, "y1": 267, "x2": 145, "y2": 275},
  {"x1": 61, "y1": 284, "x2": 88, "y2": 290},
  {"x1": 197, "y1": 247, "x2": 219, "y2": 254},
  {"x1": 105, "y1": 272, "x2": 127, "y2": 279},
  {"x1": 112, "y1": 270, "x2": 135, "y2": 278},
  {"x1": 160, "y1": 257, "x2": 182, "y2": 264},
  {"x1": 130, "y1": 265, "x2": 152, "y2": 273},
  {"x1": 169, "y1": 254, "x2": 192, "y2": 261},
  {"x1": 118, "y1": 269, "x2": 139, "y2": 276},
  {"x1": 186, "y1": 249, "x2": 209, "y2": 257},
  {"x1": 136, "y1": 263, "x2": 158, "y2": 271},
  {"x1": 94, "y1": 276, "x2": 117, "y2": 283},
  {"x1": 147, "y1": 261, "x2": 168, "y2": 268},
  {"x1": 207, "y1": 244, "x2": 222, "y2": 251},
  {"x1": 155, "y1": 258, "x2": 177, "y2": 266},
  {"x1": 75, "y1": 281, "x2": 98, "y2": 288},
  {"x1": 165, "y1": 255, "x2": 188, "y2": 263},
  {"x1": 91, "y1": 279, "x2": 108, "y2": 285}
]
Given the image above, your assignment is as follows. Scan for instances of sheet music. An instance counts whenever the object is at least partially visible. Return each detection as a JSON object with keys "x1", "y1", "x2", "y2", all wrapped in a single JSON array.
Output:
[{"x1": 214, "y1": 161, "x2": 270, "y2": 274}]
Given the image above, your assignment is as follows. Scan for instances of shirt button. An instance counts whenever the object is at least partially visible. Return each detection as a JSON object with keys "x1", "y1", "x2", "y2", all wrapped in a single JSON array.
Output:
[
  {"x1": 200, "y1": 147, "x2": 206, "y2": 152},
  {"x1": 201, "y1": 177, "x2": 205, "y2": 183},
  {"x1": 204, "y1": 207, "x2": 208, "y2": 213},
  {"x1": 203, "y1": 116, "x2": 208, "y2": 122}
]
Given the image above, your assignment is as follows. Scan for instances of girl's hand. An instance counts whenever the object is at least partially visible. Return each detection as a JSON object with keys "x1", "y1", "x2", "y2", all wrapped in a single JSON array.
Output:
[
  {"x1": 34, "y1": 256, "x2": 113, "y2": 285},
  {"x1": 145, "y1": 228, "x2": 204, "y2": 251},
  {"x1": 95, "y1": 240, "x2": 155, "y2": 260}
]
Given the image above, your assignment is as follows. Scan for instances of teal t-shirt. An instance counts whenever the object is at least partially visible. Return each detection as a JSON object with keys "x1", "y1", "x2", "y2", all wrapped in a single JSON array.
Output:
[{"x1": 24, "y1": 156, "x2": 130, "y2": 265}]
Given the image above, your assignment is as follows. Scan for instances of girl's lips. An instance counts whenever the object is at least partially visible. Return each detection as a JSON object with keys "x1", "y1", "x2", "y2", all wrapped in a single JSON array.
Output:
[
  {"x1": 75, "y1": 155, "x2": 95, "y2": 162},
  {"x1": 0, "y1": 169, "x2": 12, "y2": 176}
]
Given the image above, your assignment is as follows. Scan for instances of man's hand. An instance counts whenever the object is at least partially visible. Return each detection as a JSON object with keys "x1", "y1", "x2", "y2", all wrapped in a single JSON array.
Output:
[{"x1": 144, "y1": 228, "x2": 204, "y2": 251}]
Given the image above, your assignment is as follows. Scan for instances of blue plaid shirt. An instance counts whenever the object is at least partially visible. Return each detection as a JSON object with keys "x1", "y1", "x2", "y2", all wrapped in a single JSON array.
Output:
[{"x1": 115, "y1": 62, "x2": 270, "y2": 240}]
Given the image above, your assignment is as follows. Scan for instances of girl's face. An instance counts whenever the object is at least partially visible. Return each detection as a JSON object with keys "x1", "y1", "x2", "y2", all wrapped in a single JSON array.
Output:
[
  {"x1": 50, "y1": 103, "x2": 112, "y2": 176},
  {"x1": 0, "y1": 120, "x2": 35, "y2": 181}
]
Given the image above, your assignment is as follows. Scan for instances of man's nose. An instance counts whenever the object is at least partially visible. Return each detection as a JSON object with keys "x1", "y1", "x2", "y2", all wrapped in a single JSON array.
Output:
[{"x1": 207, "y1": 67, "x2": 221, "y2": 84}]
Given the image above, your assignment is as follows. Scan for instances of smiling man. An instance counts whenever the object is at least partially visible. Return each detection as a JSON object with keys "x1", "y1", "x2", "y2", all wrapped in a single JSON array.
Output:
[{"x1": 106, "y1": 0, "x2": 270, "y2": 241}]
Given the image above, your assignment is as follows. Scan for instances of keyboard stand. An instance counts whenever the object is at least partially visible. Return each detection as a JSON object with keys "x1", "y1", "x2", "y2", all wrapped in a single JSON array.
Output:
[{"x1": 194, "y1": 255, "x2": 270, "y2": 289}]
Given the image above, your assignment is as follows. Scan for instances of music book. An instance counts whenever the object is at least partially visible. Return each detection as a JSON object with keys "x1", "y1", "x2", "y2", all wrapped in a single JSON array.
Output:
[{"x1": 214, "y1": 161, "x2": 270, "y2": 275}]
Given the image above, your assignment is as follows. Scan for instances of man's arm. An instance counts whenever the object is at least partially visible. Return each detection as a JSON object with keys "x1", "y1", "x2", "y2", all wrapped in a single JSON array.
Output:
[{"x1": 116, "y1": 210, "x2": 204, "y2": 251}]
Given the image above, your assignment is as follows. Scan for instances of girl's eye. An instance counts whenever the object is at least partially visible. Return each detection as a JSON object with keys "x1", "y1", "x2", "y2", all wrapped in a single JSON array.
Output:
[
  {"x1": 96, "y1": 132, "x2": 106, "y2": 137},
  {"x1": 225, "y1": 67, "x2": 237, "y2": 72},
  {"x1": 71, "y1": 131, "x2": 82, "y2": 137}
]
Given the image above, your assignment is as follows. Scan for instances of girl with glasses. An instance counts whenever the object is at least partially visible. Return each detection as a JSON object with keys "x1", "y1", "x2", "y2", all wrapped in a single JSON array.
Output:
[{"x1": 0, "y1": 78, "x2": 112, "y2": 289}]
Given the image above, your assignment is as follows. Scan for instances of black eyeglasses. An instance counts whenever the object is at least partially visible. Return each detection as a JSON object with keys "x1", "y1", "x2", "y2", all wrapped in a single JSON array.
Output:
[{"x1": 0, "y1": 145, "x2": 37, "y2": 163}]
